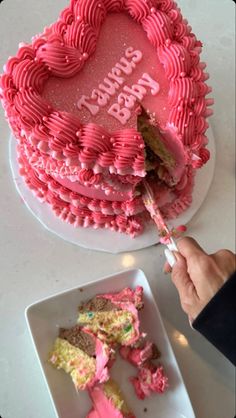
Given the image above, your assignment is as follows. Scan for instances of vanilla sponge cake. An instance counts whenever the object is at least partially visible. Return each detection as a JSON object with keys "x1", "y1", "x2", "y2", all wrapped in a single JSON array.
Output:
[
  {"x1": 78, "y1": 287, "x2": 143, "y2": 345},
  {"x1": 49, "y1": 325, "x2": 111, "y2": 390}
]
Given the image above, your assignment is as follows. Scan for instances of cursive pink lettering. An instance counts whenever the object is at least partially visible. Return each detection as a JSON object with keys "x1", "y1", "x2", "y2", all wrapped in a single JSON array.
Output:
[
  {"x1": 123, "y1": 84, "x2": 146, "y2": 100},
  {"x1": 91, "y1": 89, "x2": 110, "y2": 107},
  {"x1": 125, "y1": 47, "x2": 143, "y2": 63},
  {"x1": 77, "y1": 95, "x2": 99, "y2": 115},
  {"x1": 108, "y1": 104, "x2": 131, "y2": 125},
  {"x1": 99, "y1": 77, "x2": 120, "y2": 96},
  {"x1": 118, "y1": 92, "x2": 136, "y2": 109},
  {"x1": 116, "y1": 57, "x2": 135, "y2": 75},
  {"x1": 108, "y1": 67, "x2": 125, "y2": 85},
  {"x1": 138, "y1": 73, "x2": 160, "y2": 95}
]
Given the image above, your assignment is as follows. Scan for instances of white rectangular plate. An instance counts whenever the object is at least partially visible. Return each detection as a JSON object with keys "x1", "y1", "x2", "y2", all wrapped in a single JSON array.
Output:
[{"x1": 25, "y1": 269, "x2": 195, "y2": 418}]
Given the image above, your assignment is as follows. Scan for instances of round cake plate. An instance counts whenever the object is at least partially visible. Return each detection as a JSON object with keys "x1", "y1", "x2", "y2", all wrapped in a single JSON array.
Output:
[{"x1": 9, "y1": 126, "x2": 215, "y2": 254}]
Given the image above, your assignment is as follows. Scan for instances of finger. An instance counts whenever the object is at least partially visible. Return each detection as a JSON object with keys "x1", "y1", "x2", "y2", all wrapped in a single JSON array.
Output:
[
  {"x1": 163, "y1": 261, "x2": 172, "y2": 274},
  {"x1": 171, "y1": 252, "x2": 201, "y2": 318},
  {"x1": 171, "y1": 252, "x2": 195, "y2": 295},
  {"x1": 177, "y1": 237, "x2": 206, "y2": 259}
]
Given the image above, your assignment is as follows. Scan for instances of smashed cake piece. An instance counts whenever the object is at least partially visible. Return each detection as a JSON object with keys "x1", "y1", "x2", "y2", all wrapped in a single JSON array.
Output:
[
  {"x1": 120, "y1": 341, "x2": 160, "y2": 367},
  {"x1": 49, "y1": 325, "x2": 111, "y2": 390},
  {"x1": 120, "y1": 340, "x2": 168, "y2": 399},
  {"x1": 78, "y1": 287, "x2": 143, "y2": 346},
  {"x1": 130, "y1": 364, "x2": 168, "y2": 400},
  {"x1": 88, "y1": 379, "x2": 136, "y2": 418}
]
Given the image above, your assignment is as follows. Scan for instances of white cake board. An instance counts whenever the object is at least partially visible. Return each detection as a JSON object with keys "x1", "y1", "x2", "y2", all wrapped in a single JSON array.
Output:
[{"x1": 9, "y1": 127, "x2": 215, "y2": 253}]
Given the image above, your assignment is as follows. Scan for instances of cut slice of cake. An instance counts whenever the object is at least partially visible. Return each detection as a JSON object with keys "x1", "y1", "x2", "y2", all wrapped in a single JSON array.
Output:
[
  {"x1": 130, "y1": 363, "x2": 168, "y2": 400},
  {"x1": 78, "y1": 287, "x2": 143, "y2": 346},
  {"x1": 137, "y1": 105, "x2": 186, "y2": 187},
  {"x1": 120, "y1": 340, "x2": 168, "y2": 399},
  {"x1": 49, "y1": 325, "x2": 111, "y2": 390},
  {"x1": 120, "y1": 340, "x2": 160, "y2": 367},
  {"x1": 88, "y1": 379, "x2": 135, "y2": 418}
]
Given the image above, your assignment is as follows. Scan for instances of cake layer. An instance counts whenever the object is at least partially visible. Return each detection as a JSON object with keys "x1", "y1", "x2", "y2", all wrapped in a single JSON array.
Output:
[
  {"x1": 49, "y1": 326, "x2": 111, "y2": 390},
  {"x1": 17, "y1": 138, "x2": 195, "y2": 236},
  {"x1": 78, "y1": 288, "x2": 143, "y2": 346}
]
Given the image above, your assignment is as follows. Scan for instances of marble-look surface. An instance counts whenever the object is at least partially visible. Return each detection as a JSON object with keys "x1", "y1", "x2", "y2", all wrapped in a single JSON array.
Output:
[{"x1": 0, "y1": 1, "x2": 235, "y2": 418}]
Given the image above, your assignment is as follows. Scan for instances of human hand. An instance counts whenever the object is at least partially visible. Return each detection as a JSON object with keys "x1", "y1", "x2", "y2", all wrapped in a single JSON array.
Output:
[{"x1": 164, "y1": 237, "x2": 236, "y2": 321}]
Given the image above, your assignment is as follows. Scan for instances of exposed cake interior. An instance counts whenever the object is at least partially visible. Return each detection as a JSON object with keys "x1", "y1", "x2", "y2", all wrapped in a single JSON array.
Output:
[
  {"x1": 48, "y1": 286, "x2": 168, "y2": 415},
  {"x1": 78, "y1": 287, "x2": 143, "y2": 345},
  {"x1": 49, "y1": 337, "x2": 97, "y2": 390},
  {"x1": 59, "y1": 325, "x2": 96, "y2": 357},
  {"x1": 49, "y1": 325, "x2": 110, "y2": 390}
]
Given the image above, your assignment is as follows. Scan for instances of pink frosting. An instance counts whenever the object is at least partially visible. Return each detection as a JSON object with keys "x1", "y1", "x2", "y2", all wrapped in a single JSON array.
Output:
[
  {"x1": 93, "y1": 337, "x2": 110, "y2": 386},
  {"x1": 130, "y1": 364, "x2": 168, "y2": 399},
  {"x1": 120, "y1": 341, "x2": 156, "y2": 367},
  {"x1": 96, "y1": 287, "x2": 144, "y2": 346},
  {"x1": 87, "y1": 409, "x2": 100, "y2": 418},
  {"x1": 0, "y1": 0, "x2": 213, "y2": 236},
  {"x1": 100, "y1": 286, "x2": 144, "y2": 309},
  {"x1": 89, "y1": 385, "x2": 136, "y2": 418},
  {"x1": 52, "y1": 176, "x2": 134, "y2": 202},
  {"x1": 143, "y1": 10, "x2": 174, "y2": 47}
]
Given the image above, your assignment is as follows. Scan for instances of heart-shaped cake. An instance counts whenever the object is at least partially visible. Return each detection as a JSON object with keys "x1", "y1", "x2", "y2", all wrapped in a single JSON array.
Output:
[{"x1": 0, "y1": 0, "x2": 213, "y2": 237}]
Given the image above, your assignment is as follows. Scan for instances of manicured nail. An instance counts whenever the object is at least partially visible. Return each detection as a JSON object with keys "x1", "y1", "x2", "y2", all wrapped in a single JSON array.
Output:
[
  {"x1": 188, "y1": 317, "x2": 194, "y2": 329},
  {"x1": 164, "y1": 249, "x2": 176, "y2": 267}
]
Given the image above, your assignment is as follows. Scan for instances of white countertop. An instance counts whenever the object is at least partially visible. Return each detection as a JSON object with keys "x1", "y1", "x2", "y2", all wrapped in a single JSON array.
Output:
[{"x1": 0, "y1": 1, "x2": 235, "y2": 418}]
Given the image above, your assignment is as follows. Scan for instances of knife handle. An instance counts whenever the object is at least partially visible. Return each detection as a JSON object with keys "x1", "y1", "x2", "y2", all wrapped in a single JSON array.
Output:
[{"x1": 164, "y1": 249, "x2": 177, "y2": 267}]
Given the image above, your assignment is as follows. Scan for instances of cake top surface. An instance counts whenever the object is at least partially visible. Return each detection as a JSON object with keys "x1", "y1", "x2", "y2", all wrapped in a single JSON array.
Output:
[
  {"x1": 0, "y1": 0, "x2": 212, "y2": 178},
  {"x1": 42, "y1": 12, "x2": 170, "y2": 132}
]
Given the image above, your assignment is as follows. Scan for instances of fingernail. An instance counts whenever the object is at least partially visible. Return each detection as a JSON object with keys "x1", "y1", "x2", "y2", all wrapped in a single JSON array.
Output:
[
  {"x1": 164, "y1": 249, "x2": 176, "y2": 267},
  {"x1": 188, "y1": 317, "x2": 194, "y2": 329}
]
